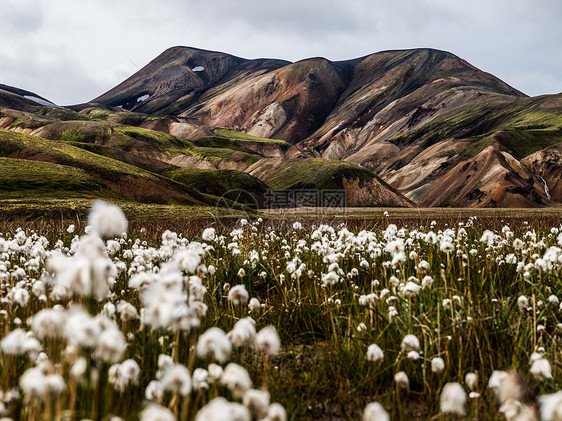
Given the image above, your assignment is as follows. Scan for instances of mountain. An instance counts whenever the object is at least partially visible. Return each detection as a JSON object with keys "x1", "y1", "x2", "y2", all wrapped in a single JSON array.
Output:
[
  {"x1": 0, "y1": 84, "x2": 58, "y2": 111},
  {"x1": 0, "y1": 91, "x2": 410, "y2": 208},
  {"x1": 1, "y1": 47, "x2": 560, "y2": 208},
  {"x1": 91, "y1": 46, "x2": 562, "y2": 208}
]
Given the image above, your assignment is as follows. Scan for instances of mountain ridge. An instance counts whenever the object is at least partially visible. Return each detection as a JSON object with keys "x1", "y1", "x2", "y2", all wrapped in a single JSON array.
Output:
[{"x1": 1, "y1": 46, "x2": 560, "y2": 208}]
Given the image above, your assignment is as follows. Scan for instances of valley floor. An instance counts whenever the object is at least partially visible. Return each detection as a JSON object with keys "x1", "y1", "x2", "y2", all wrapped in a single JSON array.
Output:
[{"x1": 1, "y1": 199, "x2": 562, "y2": 420}]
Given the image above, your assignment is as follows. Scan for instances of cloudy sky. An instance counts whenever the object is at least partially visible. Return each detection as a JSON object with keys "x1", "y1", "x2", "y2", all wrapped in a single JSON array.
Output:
[{"x1": 1, "y1": 0, "x2": 560, "y2": 105}]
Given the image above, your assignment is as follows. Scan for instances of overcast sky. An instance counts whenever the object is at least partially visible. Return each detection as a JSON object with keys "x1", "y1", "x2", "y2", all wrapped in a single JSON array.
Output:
[{"x1": 1, "y1": 0, "x2": 560, "y2": 105}]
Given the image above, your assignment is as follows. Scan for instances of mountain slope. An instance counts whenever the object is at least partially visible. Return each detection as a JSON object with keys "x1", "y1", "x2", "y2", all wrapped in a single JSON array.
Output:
[
  {"x1": 0, "y1": 84, "x2": 58, "y2": 111},
  {"x1": 94, "y1": 47, "x2": 290, "y2": 115},
  {"x1": 2, "y1": 46, "x2": 560, "y2": 208},
  {"x1": 92, "y1": 46, "x2": 562, "y2": 207}
]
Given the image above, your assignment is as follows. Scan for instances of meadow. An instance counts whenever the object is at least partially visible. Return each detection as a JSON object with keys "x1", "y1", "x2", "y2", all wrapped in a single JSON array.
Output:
[{"x1": 0, "y1": 201, "x2": 561, "y2": 420}]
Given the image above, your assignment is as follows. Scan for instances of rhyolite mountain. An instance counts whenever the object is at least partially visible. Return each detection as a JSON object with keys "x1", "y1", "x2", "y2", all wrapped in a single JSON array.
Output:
[
  {"x1": 1, "y1": 46, "x2": 560, "y2": 208},
  {"x1": 91, "y1": 46, "x2": 562, "y2": 207}
]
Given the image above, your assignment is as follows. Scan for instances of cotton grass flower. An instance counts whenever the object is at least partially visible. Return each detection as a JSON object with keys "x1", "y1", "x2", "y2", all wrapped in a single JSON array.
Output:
[
  {"x1": 109, "y1": 359, "x2": 140, "y2": 392},
  {"x1": 160, "y1": 363, "x2": 191, "y2": 396},
  {"x1": 1, "y1": 329, "x2": 41, "y2": 357},
  {"x1": 256, "y1": 326, "x2": 281, "y2": 356},
  {"x1": 401, "y1": 334, "x2": 420, "y2": 352},
  {"x1": 221, "y1": 363, "x2": 252, "y2": 398},
  {"x1": 530, "y1": 357, "x2": 552, "y2": 381},
  {"x1": 401, "y1": 281, "x2": 421, "y2": 296},
  {"x1": 70, "y1": 357, "x2": 87, "y2": 380},
  {"x1": 140, "y1": 404, "x2": 175, "y2": 421},
  {"x1": 145, "y1": 380, "x2": 164, "y2": 403},
  {"x1": 422, "y1": 275, "x2": 433, "y2": 289},
  {"x1": 116, "y1": 300, "x2": 139, "y2": 321},
  {"x1": 196, "y1": 327, "x2": 232, "y2": 363},
  {"x1": 195, "y1": 397, "x2": 251, "y2": 421},
  {"x1": 431, "y1": 357, "x2": 445, "y2": 374},
  {"x1": 488, "y1": 370, "x2": 530, "y2": 405},
  {"x1": 499, "y1": 398, "x2": 538, "y2": 421},
  {"x1": 367, "y1": 344, "x2": 384, "y2": 364},
  {"x1": 538, "y1": 391, "x2": 562, "y2": 421},
  {"x1": 465, "y1": 372, "x2": 478, "y2": 391},
  {"x1": 517, "y1": 295, "x2": 530, "y2": 312},
  {"x1": 50, "y1": 235, "x2": 117, "y2": 300},
  {"x1": 228, "y1": 284, "x2": 249, "y2": 305},
  {"x1": 95, "y1": 327, "x2": 127, "y2": 363},
  {"x1": 480, "y1": 230, "x2": 495, "y2": 245},
  {"x1": 363, "y1": 402, "x2": 389, "y2": 421},
  {"x1": 407, "y1": 351, "x2": 420, "y2": 361},
  {"x1": 202, "y1": 227, "x2": 216, "y2": 242},
  {"x1": 394, "y1": 371, "x2": 409, "y2": 390},
  {"x1": 192, "y1": 368, "x2": 209, "y2": 392},
  {"x1": 19, "y1": 367, "x2": 65, "y2": 402},
  {"x1": 229, "y1": 317, "x2": 257, "y2": 348},
  {"x1": 207, "y1": 364, "x2": 223, "y2": 382},
  {"x1": 265, "y1": 403, "x2": 287, "y2": 421},
  {"x1": 243, "y1": 389, "x2": 270, "y2": 419},
  {"x1": 440, "y1": 382, "x2": 467, "y2": 416},
  {"x1": 248, "y1": 297, "x2": 261, "y2": 313},
  {"x1": 321, "y1": 271, "x2": 339, "y2": 286},
  {"x1": 88, "y1": 200, "x2": 128, "y2": 238}
]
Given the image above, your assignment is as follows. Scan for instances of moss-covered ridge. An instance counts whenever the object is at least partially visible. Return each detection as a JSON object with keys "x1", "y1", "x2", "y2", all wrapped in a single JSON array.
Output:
[
  {"x1": 388, "y1": 95, "x2": 562, "y2": 159},
  {"x1": 266, "y1": 159, "x2": 375, "y2": 190},
  {"x1": 210, "y1": 128, "x2": 289, "y2": 146},
  {"x1": 0, "y1": 128, "x2": 212, "y2": 204},
  {"x1": 0, "y1": 157, "x2": 109, "y2": 198},
  {"x1": 166, "y1": 168, "x2": 269, "y2": 207},
  {"x1": 264, "y1": 159, "x2": 413, "y2": 207}
]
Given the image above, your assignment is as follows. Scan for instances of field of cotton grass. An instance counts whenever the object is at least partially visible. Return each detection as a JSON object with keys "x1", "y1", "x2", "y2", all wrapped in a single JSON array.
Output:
[{"x1": 0, "y1": 201, "x2": 561, "y2": 420}]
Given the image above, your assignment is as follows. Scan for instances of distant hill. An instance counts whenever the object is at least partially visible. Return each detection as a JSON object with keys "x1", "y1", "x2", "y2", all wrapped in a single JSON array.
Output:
[{"x1": 0, "y1": 84, "x2": 58, "y2": 111}]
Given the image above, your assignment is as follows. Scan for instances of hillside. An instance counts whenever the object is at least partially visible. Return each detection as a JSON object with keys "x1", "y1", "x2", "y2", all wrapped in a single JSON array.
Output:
[
  {"x1": 89, "y1": 46, "x2": 562, "y2": 208},
  {"x1": 0, "y1": 102, "x2": 405, "y2": 208},
  {"x1": 0, "y1": 46, "x2": 560, "y2": 208}
]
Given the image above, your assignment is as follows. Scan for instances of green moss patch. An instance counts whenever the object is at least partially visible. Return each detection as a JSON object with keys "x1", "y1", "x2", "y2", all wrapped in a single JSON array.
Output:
[
  {"x1": 497, "y1": 129, "x2": 562, "y2": 159},
  {"x1": 87, "y1": 108, "x2": 159, "y2": 125},
  {"x1": 266, "y1": 159, "x2": 376, "y2": 190},
  {"x1": 459, "y1": 136, "x2": 496, "y2": 160},
  {"x1": 0, "y1": 157, "x2": 108, "y2": 197},
  {"x1": 166, "y1": 168, "x2": 268, "y2": 199},
  {"x1": 211, "y1": 128, "x2": 289, "y2": 146}
]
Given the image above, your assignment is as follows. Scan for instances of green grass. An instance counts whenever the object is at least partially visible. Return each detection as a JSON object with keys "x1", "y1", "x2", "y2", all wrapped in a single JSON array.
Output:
[
  {"x1": 54, "y1": 121, "x2": 113, "y2": 143},
  {"x1": 0, "y1": 198, "x2": 248, "y2": 222},
  {"x1": 0, "y1": 128, "x2": 218, "y2": 205},
  {"x1": 187, "y1": 146, "x2": 261, "y2": 165},
  {"x1": 498, "y1": 129, "x2": 562, "y2": 159},
  {"x1": 8, "y1": 114, "x2": 46, "y2": 130},
  {"x1": 166, "y1": 168, "x2": 267, "y2": 193},
  {"x1": 266, "y1": 158, "x2": 376, "y2": 190},
  {"x1": 35, "y1": 107, "x2": 89, "y2": 121},
  {"x1": 437, "y1": 185, "x2": 463, "y2": 207},
  {"x1": 459, "y1": 135, "x2": 496, "y2": 160},
  {"x1": 39, "y1": 121, "x2": 265, "y2": 167},
  {"x1": 0, "y1": 128, "x2": 157, "y2": 180},
  {"x1": 87, "y1": 108, "x2": 159, "y2": 125},
  {"x1": 504, "y1": 109, "x2": 562, "y2": 130},
  {"x1": 212, "y1": 128, "x2": 289, "y2": 146},
  {"x1": 111, "y1": 125, "x2": 194, "y2": 152},
  {"x1": 385, "y1": 95, "x2": 562, "y2": 163},
  {"x1": 0, "y1": 157, "x2": 108, "y2": 197}
]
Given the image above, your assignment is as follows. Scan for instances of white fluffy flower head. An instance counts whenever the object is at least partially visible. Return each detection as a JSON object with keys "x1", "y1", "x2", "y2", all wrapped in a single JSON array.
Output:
[{"x1": 88, "y1": 200, "x2": 128, "y2": 238}]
